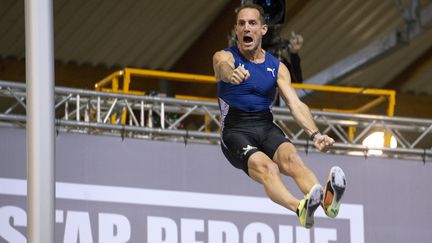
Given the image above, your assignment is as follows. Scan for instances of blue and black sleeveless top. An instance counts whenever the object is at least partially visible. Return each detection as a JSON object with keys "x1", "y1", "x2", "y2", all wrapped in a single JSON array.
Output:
[{"x1": 217, "y1": 45, "x2": 280, "y2": 112}]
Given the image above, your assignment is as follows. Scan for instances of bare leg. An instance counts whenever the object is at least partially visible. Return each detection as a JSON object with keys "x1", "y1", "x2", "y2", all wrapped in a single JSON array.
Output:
[
  {"x1": 272, "y1": 142, "x2": 319, "y2": 195},
  {"x1": 247, "y1": 151, "x2": 299, "y2": 212}
]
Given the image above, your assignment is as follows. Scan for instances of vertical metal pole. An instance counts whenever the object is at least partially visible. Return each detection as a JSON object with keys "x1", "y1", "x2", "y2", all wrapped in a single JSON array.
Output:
[
  {"x1": 65, "y1": 101, "x2": 69, "y2": 120},
  {"x1": 25, "y1": 0, "x2": 55, "y2": 242},
  {"x1": 97, "y1": 96, "x2": 101, "y2": 123},
  {"x1": 76, "y1": 94, "x2": 80, "y2": 121},
  {"x1": 384, "y1": 91, "x2": 397, "y2": 147},
  {"x1": 140, "y1": 101, "x2": 145, "y2": 127},
  {"x1": 161, "y1": 102, "x2": 165, "y2": 129}
]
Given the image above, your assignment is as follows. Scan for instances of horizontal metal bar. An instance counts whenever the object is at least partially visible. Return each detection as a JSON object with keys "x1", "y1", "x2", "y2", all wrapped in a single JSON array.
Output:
[
  {"x1": 292, "y1": 83, "x2": 395, "y2": 96},
  {"x1": 0, "y1": 80, "x2": 218, "y2": 107},
  {"x1": 124, "y1": 68, "x2": 216, "y2": 84},
  {"x1": 94, "y1": 70, "x2": 123, "y2": 90},
  {"x1": 56, "y1": 119, "x2": 221, "y2": 139},
  {"x1": 0, "y1": 80, "x2": 431, "y2": 162},
  {"x1": 1, "y1": 80, "x2": 431, "y2": 131},
  {"x1": 0, "y1": 113, "x2": 430, "y2": 161}
]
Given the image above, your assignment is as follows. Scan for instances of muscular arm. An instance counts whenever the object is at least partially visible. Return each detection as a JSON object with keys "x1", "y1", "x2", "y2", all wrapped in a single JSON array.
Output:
[
  {"x1": 276, "y1": 63, "x2": 318, "y2": 136},
  {"x1": 276, "y1": 63, "x2": 334, "y2": 151},
  {"x1": 213, "y1": 51, "x2": 234, "y2": 82},
  {"x1": 213, "y1": 50, "x2": 249, "y2": 85}
]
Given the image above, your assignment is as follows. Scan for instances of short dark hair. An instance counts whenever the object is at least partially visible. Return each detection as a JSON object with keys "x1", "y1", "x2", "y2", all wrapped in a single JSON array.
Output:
[{"x1": 235, "y1": 3, "x2": 266, "y2": 24}]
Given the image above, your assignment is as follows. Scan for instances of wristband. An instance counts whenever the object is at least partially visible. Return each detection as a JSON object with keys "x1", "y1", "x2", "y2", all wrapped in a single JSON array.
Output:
[{"x1": 310, "y1": 131, "x2": 321, "y2": 141}]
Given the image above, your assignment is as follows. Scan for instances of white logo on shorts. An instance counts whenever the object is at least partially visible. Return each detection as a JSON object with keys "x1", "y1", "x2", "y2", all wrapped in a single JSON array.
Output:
[{"x1": 242, "y1": 145, "x2": 257, "y2": 155}]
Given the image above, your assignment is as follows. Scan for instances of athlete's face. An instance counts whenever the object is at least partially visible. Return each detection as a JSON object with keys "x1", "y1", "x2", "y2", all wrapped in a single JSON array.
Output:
[{"x1": 235, "y1": 8, "x2": 267, "y2": 52}]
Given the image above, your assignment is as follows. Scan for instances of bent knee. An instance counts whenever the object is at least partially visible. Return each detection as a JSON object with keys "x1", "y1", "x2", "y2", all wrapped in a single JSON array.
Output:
[
  {"x1": 250, "y1": 158, "x2": 280, "y2": 173},
  {"x1": 287, "y1": 152, "x2": 304, "y2": 165},
  {"x1": 262, "y1": 162, "x2": 280, "y2": 176},
  {"x1": 279, "y1": 152, "x2": 306, "y2": 174},
  {"x1": 248, "y1": 157, "x2": 280, "y2": 180}
]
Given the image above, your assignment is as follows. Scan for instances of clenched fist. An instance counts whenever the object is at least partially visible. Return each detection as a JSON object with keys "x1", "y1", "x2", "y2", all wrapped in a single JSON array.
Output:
[
  {"x1": 229, "y1": 66, "x2": 250, "y2": 85},
  {"x1": 313, "y1": 133, "x2": 335, "y2": 152}
]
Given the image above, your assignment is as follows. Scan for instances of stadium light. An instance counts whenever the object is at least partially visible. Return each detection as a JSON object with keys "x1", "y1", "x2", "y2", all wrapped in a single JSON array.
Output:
[{"x1": 362, "y1": 131, "x2": 397, "y2": 155}]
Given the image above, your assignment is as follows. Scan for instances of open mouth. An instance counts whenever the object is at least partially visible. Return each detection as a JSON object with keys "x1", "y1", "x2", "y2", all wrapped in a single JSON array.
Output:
[{"x1": 243, "y1": 36, "x2": 253, "y2": 44}]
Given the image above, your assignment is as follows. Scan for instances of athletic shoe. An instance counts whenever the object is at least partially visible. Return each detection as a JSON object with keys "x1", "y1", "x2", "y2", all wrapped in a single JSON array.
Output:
[
  {"x1": 322, "y1": 166, "x2": 346, "y2": 218},
  {"x1": 297, "y1": 184, "x2": 323, "y2": 228}
]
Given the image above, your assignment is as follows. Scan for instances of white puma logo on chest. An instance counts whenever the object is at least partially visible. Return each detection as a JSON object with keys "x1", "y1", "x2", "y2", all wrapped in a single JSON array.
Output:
[{"x1": 267, "y1": 67, "x2": 275, "y2": 77}]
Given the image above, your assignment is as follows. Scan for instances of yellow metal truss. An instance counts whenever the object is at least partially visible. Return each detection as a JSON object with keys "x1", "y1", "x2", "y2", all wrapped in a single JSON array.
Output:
[{"x1": 95, "y1": 68, "x2": 396, "y2": 146}]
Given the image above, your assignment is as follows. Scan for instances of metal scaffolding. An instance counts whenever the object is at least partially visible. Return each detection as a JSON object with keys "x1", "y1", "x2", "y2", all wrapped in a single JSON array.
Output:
[{"x1": 1, "y1": 80, "x2": 431, "y2": 162}]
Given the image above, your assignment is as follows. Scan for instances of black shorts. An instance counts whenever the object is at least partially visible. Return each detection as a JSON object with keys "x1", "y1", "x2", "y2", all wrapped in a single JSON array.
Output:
[{"x1": 220, "y1": 106, "x2": 290, "y2": 175}]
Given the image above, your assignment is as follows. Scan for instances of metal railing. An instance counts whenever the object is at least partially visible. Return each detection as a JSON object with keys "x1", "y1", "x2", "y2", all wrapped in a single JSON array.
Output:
[
  {"x1": 95, "y1": 68, "x2": 397, "y2": 144},
  {"x1": 95, "y1": 68, "x2": 396, "y2": 115},
  {"x1": 0, "y1": 80, "x2": 431, "y2": 162}
]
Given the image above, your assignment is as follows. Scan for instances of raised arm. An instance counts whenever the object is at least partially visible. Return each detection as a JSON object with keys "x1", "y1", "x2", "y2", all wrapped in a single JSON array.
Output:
[
  {"x1": 213, "y1": 50, "x2": 249, "y2": 85},
  {"x1": 276, "y1": 63, "x2": 334, "y2": 152}
]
